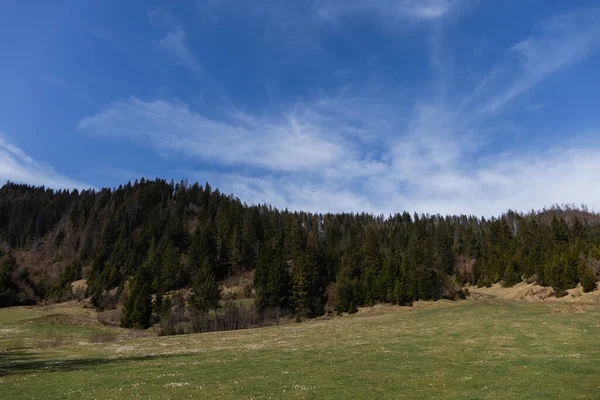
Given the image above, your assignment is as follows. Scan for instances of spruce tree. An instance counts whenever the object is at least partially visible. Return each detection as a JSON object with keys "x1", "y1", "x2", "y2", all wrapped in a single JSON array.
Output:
[
  {"x1": 188, "y1": 259, "x2": 221, "y2": 326},
  {"x1": 291, "y1": 253, "x2": 311, "y2": 316},
  {"x1": 580, "y1": 269, "x2": 596, "y2": 293},
  {"x1": 121, "y1": 267, "x2": 152, "y2": 329}
]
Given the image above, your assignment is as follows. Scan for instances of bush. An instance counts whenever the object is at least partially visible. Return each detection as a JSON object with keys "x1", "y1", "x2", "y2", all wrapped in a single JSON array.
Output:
[
  {"x1": 502, "y1": 265, "x2": 519, "y2": 287},
  {"x1": 348, "y1": 301, "x2": 358, "y2": 314},
  {"x1": 553, "y1": 287, "x2": 568, "y2": 298},
  {"x1": 581, "y1": 270, "x2": 597, "y2": 293}
]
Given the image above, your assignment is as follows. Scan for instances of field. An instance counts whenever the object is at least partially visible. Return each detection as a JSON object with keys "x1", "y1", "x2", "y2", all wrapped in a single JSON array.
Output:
[{"x1": 1, "y1": 294, "x2": 600, "y2": 399}]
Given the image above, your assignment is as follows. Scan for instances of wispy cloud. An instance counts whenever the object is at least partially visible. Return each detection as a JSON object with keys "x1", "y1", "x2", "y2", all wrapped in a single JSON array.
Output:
[
  {"x1": 79, "y1": 7, "x2": 600, "y2": 216},
  {"x1": 481, "y1": 8, "x2": 600, "y2": 114},
  {"x1": 196, "y1": 0, "x2": 467, "y2": 55},
  {"x1": 316, "y1": 0, "x2": 461, "y2": 22},
  {"x1": 186, "y1": 143, "x2": 600, "y2": 216},
  {"x1": 156, "y1": 29, "x2": 202, "y2": 72},
  {"x1": 78, "y1": 88, "x2": 600, "y2": 216},
  {"x1": 77, "y1": 97, "x2": 358, "y2": 172},
  {"x1": 0, "y1": 134, "x2": 90, "y2": 189},
  {"x1": 148, "y1": 9, "x2": 203, "y2": 74},
  {"x1": 201, "y1": 0, "x2": 462, "y2": 23}
]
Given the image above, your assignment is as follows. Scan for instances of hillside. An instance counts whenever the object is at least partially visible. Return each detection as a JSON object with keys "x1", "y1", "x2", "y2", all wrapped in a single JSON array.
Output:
[
  {"x1": 2, "y1": 299, "x2": 600, "y2": 399},
  {"x1": 1, "y1": 179, "x2": 600, "y2": 333}
]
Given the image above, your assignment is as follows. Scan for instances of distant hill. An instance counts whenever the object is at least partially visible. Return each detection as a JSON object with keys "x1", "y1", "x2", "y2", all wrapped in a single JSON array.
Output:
[{"x1": 1, "y1": 179, "x2": 599, "y2": 329}]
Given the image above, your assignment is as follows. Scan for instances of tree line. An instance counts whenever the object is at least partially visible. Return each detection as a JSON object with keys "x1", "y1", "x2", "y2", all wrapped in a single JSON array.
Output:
[{"x1": 0, "y1": 180, "x2": 598, "y2": 329}]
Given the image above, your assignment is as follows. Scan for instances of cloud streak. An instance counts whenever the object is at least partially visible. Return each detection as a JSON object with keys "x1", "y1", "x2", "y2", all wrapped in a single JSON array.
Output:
[
  {"x1": 316, "y1": 0, "x2": 460, "y2": 22},
  {"x1": 79, "y1": 7, "x2": 600, "y2": 217},
  {"x1": 185, "y1": 144, "x2": 600, "y2": 216},
  {"x1": 149, "y1": 9, "x2": 203, "y2": 74},
  {"x1": 78, "y1": 98, "x2": 356, "y2": 172},
  {"x1": 481, "y1": 8, "x2": 600, "y2": 114},
  {"x1": 0, "y1": 134, "x2": 90, "y2": 189},
  {"x1": 78, "y1": 89, "x2": 600, "y2": 217}
]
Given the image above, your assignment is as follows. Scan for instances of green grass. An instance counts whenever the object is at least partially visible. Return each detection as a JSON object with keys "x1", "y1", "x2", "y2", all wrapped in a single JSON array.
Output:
[{"x1": 1, "y1": 300, "x2": 600, "y2": 399}]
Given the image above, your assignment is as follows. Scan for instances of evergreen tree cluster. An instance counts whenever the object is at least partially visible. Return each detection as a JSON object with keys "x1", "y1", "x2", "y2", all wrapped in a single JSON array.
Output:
[{"x1": 0, "y1": 180, "x2": 599, "y2": 326}]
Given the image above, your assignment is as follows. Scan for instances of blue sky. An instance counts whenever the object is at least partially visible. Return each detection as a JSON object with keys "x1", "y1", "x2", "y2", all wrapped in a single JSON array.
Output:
[{"x1": 2, "y1": 0, "x2": 600, "y2": 216}]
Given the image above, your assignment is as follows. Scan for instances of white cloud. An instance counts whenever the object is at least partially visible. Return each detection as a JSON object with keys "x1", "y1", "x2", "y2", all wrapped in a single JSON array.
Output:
[
  {"x1": 481, "y1": 8, "x2": 600, "y2": 114},
  {"x1": 78, "y1": 90, "x2": 600, "y2": 217},
  {"x1": 148, "y1": 9, "x2": 203, "y2": 73},
  {"x1": 195, "y1": 0, "x2": 466, "y2": 55},
  {"x1": 202, "y1": 0, "x2": 461, "y2": 23},
  {"x1": 78, "y1": 98, "x2": 356, "y2": 172},
  {"x1": 156, "y1": 29, "x2": 202, "y2": 73},
  {"x1": 316, "y1": 0, "x2": 459, "y2": 22},
  {"x1": 0, "y1": 134, "x2": 90, "y2": 189},
  {"x1": 78, "y1": 7, "x2": 600, "y2": 217},
  {"x1": 182, "y1": 138, "x2": 600, "y2": 217},
  {"x1": 404, "y1": 145, "x2": 600, "y2": 216}
]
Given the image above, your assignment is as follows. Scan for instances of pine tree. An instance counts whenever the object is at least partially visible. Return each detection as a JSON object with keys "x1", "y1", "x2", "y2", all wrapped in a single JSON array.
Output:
[
  {"x1": 161, "y1": 241, "x2": 180, "y2": 291},
  {"x1": 572, "y1": 216, "x2": 584, "y2": 241},
  {"x1": 348, "y1": 301, "x2": 358, "y2": 314},
  {"x1": 121, "y1": 267, "x2": 153, "y2": 329},
  {"x1": 551, "y1": 216, "x2": 569, "y2": 247},
  {"x1": 188, "y1": 259, "x2": 221, "y2": 325},
  {"x1": 254, "y1": 245, "x2": 289, "y2": 309},
  {"x1": 502, "y1": 264, "x2": 518, "y2": 287},
  {"x1": 291, "y1": 253, "x2": 311, "y2": 316},
  {"x1": 580, "y1": 268, "x2": 596, "y2": 293}
]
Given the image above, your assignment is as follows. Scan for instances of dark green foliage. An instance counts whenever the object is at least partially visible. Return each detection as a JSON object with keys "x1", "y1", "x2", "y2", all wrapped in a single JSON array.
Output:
[
  {"x1": 160, "y1": 241, "x2": 182, "y2": 292},
  {"x1": 188, "y1": 260, "x2": 221, "y2": 318},
  {"x1": 348, "y1": 301, "x2": 358, "y2": 314},
  {"x1": 121, "y1": 267, "x2": 153, "y2": 329},
  {"x1": 0, "y1": 256, "x2": 18, "y2": 307},
  {"x1": 2, "y1": 180, "x2": 600, "y2": 320},
  {"x1": 580, "y1": 269, "x2": 597, "y2": 293},
  {"x1": 502, "y1": 264, "x2": 519, "y2": 288},
  {"x1": 49, "y1": 262, "x2": 82, "y2": 300},
  {"x1": 291, "y1": 252, "x2": 312, "y2": 315},
  {"x1": 0, "y1": 254, "x2": 36, "y2": 307},
  {"x1": 254, "y1": 245, "x2": 289, "y2": 310}
]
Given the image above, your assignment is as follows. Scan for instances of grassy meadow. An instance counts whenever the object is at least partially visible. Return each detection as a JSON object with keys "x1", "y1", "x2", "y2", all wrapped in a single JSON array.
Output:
[{"x1": 1, "y1": 298, "x2": 600, "y2": 399}]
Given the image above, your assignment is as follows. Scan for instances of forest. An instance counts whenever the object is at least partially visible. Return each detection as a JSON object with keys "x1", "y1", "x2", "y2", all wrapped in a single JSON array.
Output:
[{"x1": 0, "y1": 179, "x2": 598, "y2": 332}]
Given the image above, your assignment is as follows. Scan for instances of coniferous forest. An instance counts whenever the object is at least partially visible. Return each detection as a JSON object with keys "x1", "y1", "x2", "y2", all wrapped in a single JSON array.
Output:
[{"x1": 0, "y1": 179, "x2": 599, "y2": 332}]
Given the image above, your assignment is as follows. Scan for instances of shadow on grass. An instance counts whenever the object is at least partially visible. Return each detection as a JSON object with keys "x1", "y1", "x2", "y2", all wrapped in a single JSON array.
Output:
[{"x1": 0, "y1": 350, "x2": 193, "y2": 377}]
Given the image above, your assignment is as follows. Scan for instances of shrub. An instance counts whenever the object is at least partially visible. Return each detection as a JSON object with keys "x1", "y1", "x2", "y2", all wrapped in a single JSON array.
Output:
[
  {"x1": 502, "y1": 265, "x2": 519, "y2": 287},
  {"x1": 553, "y1": 287, "x2": 568, "y2": 298},
  {"x1": 348, "y1": 301, "x2": 358, "y2": 314},
  {"x1": 581, "y1": 270, "x2": 597, "y2": 293}
]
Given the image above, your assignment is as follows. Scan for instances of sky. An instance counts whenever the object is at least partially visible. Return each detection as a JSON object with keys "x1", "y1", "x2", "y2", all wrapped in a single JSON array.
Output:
[{"x1": 2, "y1": 0, "x2": 600, "y2": 217}]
